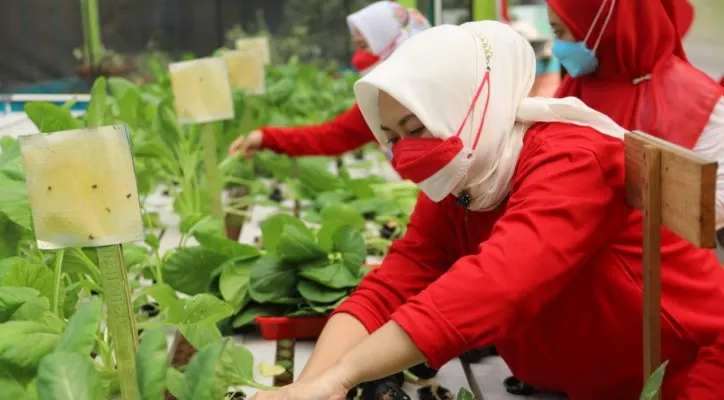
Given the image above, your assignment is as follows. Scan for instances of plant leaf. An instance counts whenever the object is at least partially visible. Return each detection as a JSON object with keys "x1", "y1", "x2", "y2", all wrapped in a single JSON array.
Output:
[
  {"x1": 457, "y1": 387, "x2": 475, "y2": 400},
  {"x1": 639, "y1": 360, "x2": 669, "y2": 400},
  {"x1": 166, "y1": 294, "x2": 234, "y2": 327},
  {"x1": 276, "y1": 225, "x2": 327, "y2": 262},
  {"x1": 299, "y1": 261, "x2": 359, "y2": 290},
  {"x1": 180, "y1": 342, "x2": 224, "y2": 400},
  {"x1": 0, "y1": 321, "x2": 62, "y2": 371},
  {"x1": 0, "y1": 287, "x2": 40, "y2": 322},
  {"x1": 86, "y1": 78, "x2": 107, "y2": 128},
  {"x1": 36, "y1": 352, "x2": 104, "y2": 400},
  {"x1": 248, "y1": 255, "x2": 299, "y2": 304},
  {"x1": 332, "y1": 225, "x2": 365, "y2": 276},
  {"x1": 166, "y1": 368, "x2": 184, "y2": 398},
  {"x1": 24, "y1": 102, "x2": 82, "y2": 134},
  {"x1": 260, "y1": 214, "x2": 311, "y2": 253},
  {"x1": 0, "y1": 174, "x2": 31, "y2": 230},
  {"x1": 55, "y1": 297, "x2": 102, "y2": 355},
  {"x1": 136, "y1": 327, "x2": 170, "y2": 400},
  {"x1": 162, "y1": 247, "x2": 229, "y2": 295},
  {"x1": 1, "y1": 262, "x2": 54, "y2": 305},
  {"x1": 219, "y1": 259, "x2": 254, "y2": 312},
  {"x1": 297, "y1": 279, "x2": 347, "y2": 304}
]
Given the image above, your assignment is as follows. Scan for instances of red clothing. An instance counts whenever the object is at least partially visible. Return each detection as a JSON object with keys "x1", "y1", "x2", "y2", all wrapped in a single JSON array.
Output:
[
  {"x1": 669, "y1": 0, "x2": 694, "y2": 38},
  {"x1": 334, "y1": 122, "x2": 724, "y2": 399},
  {"x1": 260, "y1": 103, "x2": 376, "y2": 156},
  {"x1": 550, "y1": 0, "x2": 723, "y2": 150}
]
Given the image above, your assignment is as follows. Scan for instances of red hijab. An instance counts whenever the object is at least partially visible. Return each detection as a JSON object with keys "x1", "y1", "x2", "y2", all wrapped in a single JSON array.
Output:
[{"x1": 550, "y1": 0, "x2": 722, "y2": 149}]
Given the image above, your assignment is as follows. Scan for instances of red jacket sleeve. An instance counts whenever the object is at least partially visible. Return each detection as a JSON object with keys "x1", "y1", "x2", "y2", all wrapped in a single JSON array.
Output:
[
  {"x1": 391, "y1": 142, "x2": 621, "y2": 369},
  {"x1": 332, "y1": 193, "x2": 459, "y2": 333},
  {"x1": 260, "y1": 103, "x2": 376, "y2": 156}
]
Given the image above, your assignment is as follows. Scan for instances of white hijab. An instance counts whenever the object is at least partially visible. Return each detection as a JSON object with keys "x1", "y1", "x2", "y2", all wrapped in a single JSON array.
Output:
[
  {"x1": 347, "y1": 1, "x2": 431, "y2": 65},
  {"x1": 354, "y1": 21, "x2": 627, "y2": 211}
]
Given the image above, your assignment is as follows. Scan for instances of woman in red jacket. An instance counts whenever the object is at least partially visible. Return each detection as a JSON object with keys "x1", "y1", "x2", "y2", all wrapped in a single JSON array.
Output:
[
  {"x1": 547, "y1": 0, "x2": 724, "y2": 235},
  {"x1": 250, "y1": 21, "x2": 724, "y2": 400},
  {"x1": 228, "y1": 1, "x2": 430, "y2": 158}
]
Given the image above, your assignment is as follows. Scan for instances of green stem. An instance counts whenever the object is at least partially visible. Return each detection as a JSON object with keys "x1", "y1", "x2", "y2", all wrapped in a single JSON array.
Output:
[
  {"x1": 72, "y1": 247, "x2": 102, "y2": 283},
  {"x1": 51, "y1": 249, "x2": 65, "y2": 316},
  {"x1": 223, "y1": 208, "x2": 251, "y2": 218},
  {"x1": 201, "y1": 123, "x2": 224, "y2": 219},
  {"x1": 242, "y1": 379, "x2": 278, "y2": 391}
]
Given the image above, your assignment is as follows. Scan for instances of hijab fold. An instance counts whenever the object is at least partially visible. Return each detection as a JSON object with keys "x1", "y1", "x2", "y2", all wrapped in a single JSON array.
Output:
[{"x1": 355, "y1": 21, "x2": 627, "y2": 211}]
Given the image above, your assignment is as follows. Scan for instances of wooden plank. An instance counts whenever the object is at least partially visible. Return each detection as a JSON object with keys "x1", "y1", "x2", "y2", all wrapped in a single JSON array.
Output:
[
  {"x1": 624, "y1": 131, "x2": 717, "y2": 248},
  {"x1": 641, "y1": 145, "x2": 662, "y2": 385}
]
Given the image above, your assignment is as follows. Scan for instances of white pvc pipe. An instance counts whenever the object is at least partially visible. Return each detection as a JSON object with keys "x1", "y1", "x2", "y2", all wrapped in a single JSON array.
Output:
[{"x1": 434, "y1": 0, "x2": 443, "y2": 25}]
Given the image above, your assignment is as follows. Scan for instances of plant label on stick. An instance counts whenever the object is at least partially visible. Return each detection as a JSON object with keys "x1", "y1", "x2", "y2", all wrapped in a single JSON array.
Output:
[
  {"x1": 19, "y1": 125, "x2": 144, "y2": 249},
  {"x1": 169, "y1": 57, "x2": 235, "y2": 220},
  {"x1": 19, "y1": 123, "x2": 143, "y2": 400},
  {"x1": 169, "y1": 57, "x2": 235, "y2": 125},
  {"x1": 223, "y1": 49, "x2": 266, "y2": 95},
  {"x1": 235, "y1": 36, "x2": 271, "y2": 65}
]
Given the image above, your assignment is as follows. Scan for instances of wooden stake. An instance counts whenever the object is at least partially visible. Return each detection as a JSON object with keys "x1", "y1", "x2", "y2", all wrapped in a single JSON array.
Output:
[
  {"x1": 624, "y1": 131, "x2": 717, "y2": 397},
  {"x1": 98, "y1": 244, "x2": 141, "y2": 400},
  {"x1": 202, "y1": 123, "x2": 224, "y2": 219},
  {"x1": 641, "y1": 145, "x2": 662, "y2": 391}
]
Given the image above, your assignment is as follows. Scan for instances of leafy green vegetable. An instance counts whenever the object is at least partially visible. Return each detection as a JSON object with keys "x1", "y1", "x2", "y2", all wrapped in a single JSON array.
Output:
[
  {"x1": 55, "y1": 297, "x2": 102, "y2": 355},
  {"x1": 136, "y1": 328, "x2": 170, "y2": 400},
  {"x1": 36, "y1": 352, "x2": 104, "y2": 400}
]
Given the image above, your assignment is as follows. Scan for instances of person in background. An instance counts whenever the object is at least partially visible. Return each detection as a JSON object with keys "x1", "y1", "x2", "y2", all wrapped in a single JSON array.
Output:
[
  {"x1": 228, "y1": 0, "x2": 430, "y2": 159},
  {"x1": 548, "y1": 0, "x2": 724, "y2": 240},
  {"x1": 249, "y1": 21, "x2": 724, "y2": 400}
]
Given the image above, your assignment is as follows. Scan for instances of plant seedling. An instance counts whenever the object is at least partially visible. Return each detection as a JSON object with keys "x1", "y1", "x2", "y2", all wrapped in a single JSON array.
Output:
[
  {"x1": 360, "y1": 374, "x2": 408, "y2": 400},
  {"x1": 18, "y1": 124, "x2": 145, "y2": 400},
  {"x1": 169, "y1": 57, "x2": 235, "y2": 220},
  {"x1": 379, "y1": 221, "x2": 401, "y2": 240},
  {"x1": 226, "y1": 389, "x2": 247, "y2": 400},
  {"x1": 235, "y1": 36, "x2": 271, "y2": 65},
  {"x1": 269, "y1": 186, "x2": 283, "y2": 203},
  {"x1": 418, "y1": 384, "x2": 454, "y2": 400}
]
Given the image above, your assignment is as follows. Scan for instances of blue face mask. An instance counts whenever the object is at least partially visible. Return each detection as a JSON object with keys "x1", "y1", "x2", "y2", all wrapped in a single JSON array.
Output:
[
  {"x1": 552, "y1": 0, "x2": 617, "y2": 78},
  {"x1": 552, "y1": 39, "x2": 599, "y2": 78}
]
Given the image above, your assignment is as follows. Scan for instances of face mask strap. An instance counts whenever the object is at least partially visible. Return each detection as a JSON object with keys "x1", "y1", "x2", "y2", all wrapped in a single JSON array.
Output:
[
  {"x1": 583, "y1": 0, "x2": 617, "y2": 52},
  {"x1": 377, "y1": 8, "x2": 412, "y2": 60}
]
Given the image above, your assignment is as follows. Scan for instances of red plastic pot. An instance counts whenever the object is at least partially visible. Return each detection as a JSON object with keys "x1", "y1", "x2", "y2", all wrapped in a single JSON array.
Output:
[{"x1": 256, "y1": 316, "x2": 329, "y2": 340}]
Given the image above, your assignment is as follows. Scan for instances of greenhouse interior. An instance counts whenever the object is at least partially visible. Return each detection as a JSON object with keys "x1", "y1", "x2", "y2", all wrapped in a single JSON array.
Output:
[{"x1": 1, "y1": 0, "x2": 724, "y2": 399}]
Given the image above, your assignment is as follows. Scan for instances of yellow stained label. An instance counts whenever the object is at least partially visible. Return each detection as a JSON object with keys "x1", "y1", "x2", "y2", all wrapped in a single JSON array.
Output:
[
  {"x1": 19, "y1": 125, "x2": 144, "y2": 249},
  {"x1": 169, "y1": 57, "x2": 235, "y2": 125},
  {"x1": 223, "y1": 49, "x2": 266, "y2": 95},
  {"x1": 235, "y1": 36, "x2": 271, "y2": 65}
]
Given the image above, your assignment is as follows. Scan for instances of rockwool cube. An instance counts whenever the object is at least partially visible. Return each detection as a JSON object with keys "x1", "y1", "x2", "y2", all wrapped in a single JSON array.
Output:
[
  {"x1": 169, "y1": 57, "x2": 235, "y2": 125},
  {"x1": 223, "y1": 49, "x2": 266, "y2": 95},
  {"x1": 235, "y1": 36, "x2": 271, "y2": 65},
  {"x1": 19, "y1": 125, "x2": 144, "y2": 249}
]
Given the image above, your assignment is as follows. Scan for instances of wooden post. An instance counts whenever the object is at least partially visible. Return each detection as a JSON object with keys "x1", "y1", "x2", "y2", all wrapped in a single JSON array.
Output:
[
  {"x1": 641, "y1": 145, "x2": 662, "y2": 379},
  {"x1": 624, "y1": 131, "x2": 717, "y2": 397}
]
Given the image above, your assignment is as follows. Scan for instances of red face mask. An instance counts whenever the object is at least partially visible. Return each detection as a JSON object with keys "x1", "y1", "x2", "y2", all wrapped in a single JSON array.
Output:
[
  {"x1": 387, "y1": 71, "x2": 492, "y2": 203},
  {"x1": 391, "y1": 136, "x2": 464, "y2": 183},
  {"x1": 352, "y1": 50, "x2": 380, "y2": 73}
]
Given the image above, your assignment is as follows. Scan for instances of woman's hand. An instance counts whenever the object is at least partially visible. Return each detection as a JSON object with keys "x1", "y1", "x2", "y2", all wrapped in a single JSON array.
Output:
[
  {"x1": 229, "y1": 129, "x2": 263, "y2": 157},
  {"x1": 250, "y1": 367, "x2": 350, "y2": 400}
]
